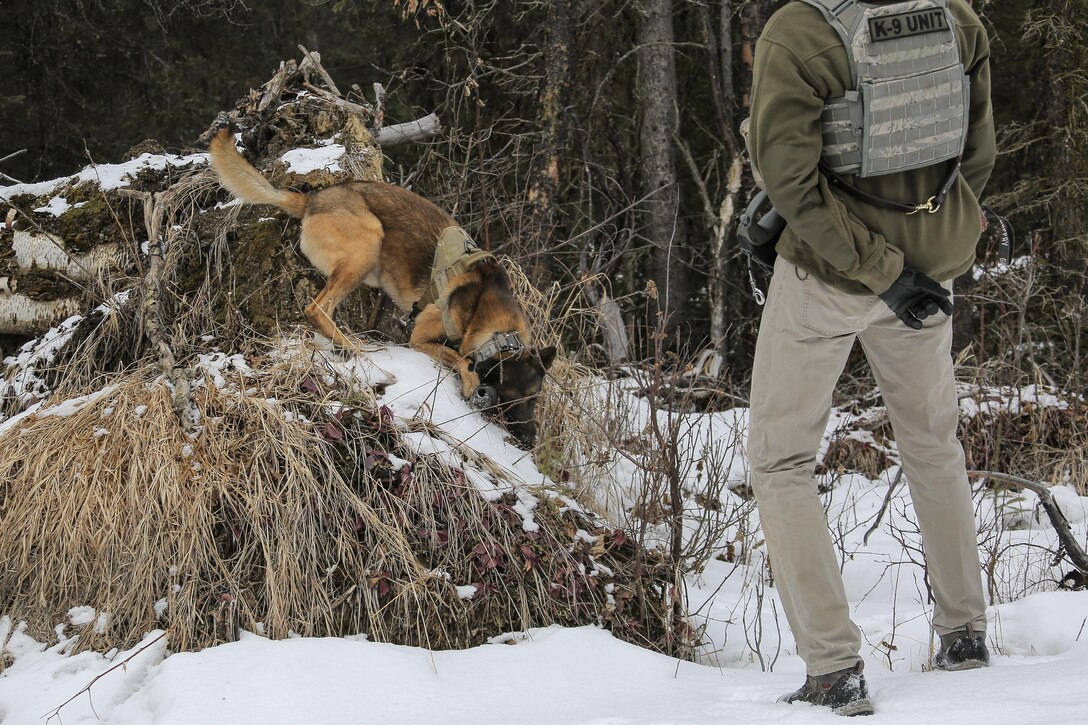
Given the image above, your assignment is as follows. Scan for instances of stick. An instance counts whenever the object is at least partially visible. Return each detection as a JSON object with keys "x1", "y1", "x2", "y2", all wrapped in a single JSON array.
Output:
[
  {"x1": 0, "y1": 148, "x2": 28, "y2": 182},
  {"x1": 42, "y1": 630, "x2": 169, "y2": 721},
  {"x1": 303, "y1": 83, "x2": 373, "y2": 117},
  {"x1": 967, "y1": 469, "x2": 1088, "y2": 573},
  {"x1": 863, "y1": 468, "x2": 904, "y2": 545},
  {"x1": 258, "y1": 61, "x2": 292, "y2": 114},
  {"x1": 0, "y1": 148, "x2": 27, "y2": 164},
  {"x1": 298, "y1": 45, "x2": 342, "y2": 96}
]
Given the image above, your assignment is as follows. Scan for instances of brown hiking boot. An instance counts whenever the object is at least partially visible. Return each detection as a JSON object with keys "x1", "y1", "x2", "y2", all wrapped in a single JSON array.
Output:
[
  {"x1": 933, "y1": 624, "x2": 990, "y2": 671},
  {"x1": 779, "y1": 660, "x2": 874, "y2": 716}
]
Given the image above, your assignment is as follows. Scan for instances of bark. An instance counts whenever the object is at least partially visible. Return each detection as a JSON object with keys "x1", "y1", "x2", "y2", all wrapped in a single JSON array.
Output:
[
  {"x1": 709, "y1": 156, "x2": 744, "y2": 354},
  {"x1": 528, "y1": 0, "x2": 575, "y2": 286},
  {"x1": 1041, "y1": 0, "x2": 1088, "y2": 258},
  {"x1": 638, "y1": 0, "x2": 689, "y2": 344}
]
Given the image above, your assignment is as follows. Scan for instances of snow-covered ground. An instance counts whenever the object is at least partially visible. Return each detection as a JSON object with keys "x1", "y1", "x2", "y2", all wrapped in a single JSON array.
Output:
[
  {"x1": 3, "y1": 328, "x2": 1088, "y2": 723},
  {"x1": 3, "y1": 590, "x2": 1087, "y2": 724}
]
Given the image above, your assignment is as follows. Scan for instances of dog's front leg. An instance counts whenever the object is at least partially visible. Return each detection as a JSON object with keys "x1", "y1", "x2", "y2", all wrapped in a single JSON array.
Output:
[{"x1": 410, "y1": 306, "x2": 479, "y2": 397}]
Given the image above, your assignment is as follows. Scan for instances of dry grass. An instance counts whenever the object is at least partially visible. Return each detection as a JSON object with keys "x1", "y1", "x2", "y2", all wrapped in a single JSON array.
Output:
[
  {"x1": 958, "y1": 383, "x2": 1088, "y2": 495},
  {"x1": 0, "y1": 345, "x2": 680, "y2": 656},
  {"x1": 504, "y1": 263, "x2": 640, "y2": 519}
]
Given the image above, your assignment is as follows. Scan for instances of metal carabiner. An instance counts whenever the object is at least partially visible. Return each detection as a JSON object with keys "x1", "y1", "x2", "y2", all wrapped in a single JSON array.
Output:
[
  {"x1": 908, "y1": 196, "x2": 941, "y2": 215},
  {"x1": 748, "y1": 265, "x2": 767, "y2": 306}
]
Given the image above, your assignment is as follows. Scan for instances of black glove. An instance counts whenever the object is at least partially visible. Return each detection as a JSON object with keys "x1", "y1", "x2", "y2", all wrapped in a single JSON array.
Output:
[{"x1": 878, "y1": 266, "x2": 953, "y2": 330}]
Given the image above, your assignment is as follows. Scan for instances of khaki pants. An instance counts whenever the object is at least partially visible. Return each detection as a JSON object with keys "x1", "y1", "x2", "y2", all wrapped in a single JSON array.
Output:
[{"x1": 748, "y1": 256, "x2": 987, "y2": 676}]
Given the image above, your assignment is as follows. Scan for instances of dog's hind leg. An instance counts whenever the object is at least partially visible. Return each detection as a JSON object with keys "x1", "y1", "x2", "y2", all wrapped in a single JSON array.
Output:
[
  {"x1": 306, "y1": 268, "x2": 370, "y2": 352},
  {"x1": 301, "y1": 211, "x2": 383, "y2": 353}
]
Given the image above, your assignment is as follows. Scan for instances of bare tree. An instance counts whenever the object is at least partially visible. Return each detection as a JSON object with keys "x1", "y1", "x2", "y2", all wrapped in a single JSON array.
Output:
[{"x1": 638, "y1": 0, "x2": 690, "y2": 346}]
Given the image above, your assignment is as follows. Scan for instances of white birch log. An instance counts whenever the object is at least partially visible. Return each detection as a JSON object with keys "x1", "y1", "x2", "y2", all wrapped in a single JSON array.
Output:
[
  {"x1": 12, "y1": 230, "x2": 123, "y2": 281},
  {"x1": 0, "y1": 295, "x2": 82, "y2": 335},
  {"x1": 376, "y1": 114, "x2": 442, "y2": 147}
]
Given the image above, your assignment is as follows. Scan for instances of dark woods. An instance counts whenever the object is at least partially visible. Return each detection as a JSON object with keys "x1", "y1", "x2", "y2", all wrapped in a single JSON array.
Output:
[{"x1": 1, "y1": 0, "x2": 1085, "y2": 389}]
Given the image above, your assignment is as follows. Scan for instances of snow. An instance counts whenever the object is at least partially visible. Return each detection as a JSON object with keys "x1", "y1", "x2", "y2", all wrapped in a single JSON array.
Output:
[
  {"x1": 278, "y1": 139, "x2": 345, "y2": 174},
  {"x1": 2, "y1": 607, "x2": 1088, "y2": 725},
  {"x1": 32, "y1": 196, "x2": 81, "y2": 216},
  {"x1": 0, "y1": 152, "x2": 208, "y2": 202},
  {"x1": 3, "y1": 338, "x2": 1088, "y2": 723}
]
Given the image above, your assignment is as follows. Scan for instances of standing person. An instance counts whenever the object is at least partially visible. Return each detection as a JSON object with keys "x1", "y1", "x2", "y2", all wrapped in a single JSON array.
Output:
[{"x1": 745, "y1": 0, "x2": 995, "y2": 716}]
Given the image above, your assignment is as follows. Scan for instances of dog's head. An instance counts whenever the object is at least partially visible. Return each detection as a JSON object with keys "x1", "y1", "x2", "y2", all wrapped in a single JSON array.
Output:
[{"x1": 472, "y1": 346, "x2": 557, "y2": 448}]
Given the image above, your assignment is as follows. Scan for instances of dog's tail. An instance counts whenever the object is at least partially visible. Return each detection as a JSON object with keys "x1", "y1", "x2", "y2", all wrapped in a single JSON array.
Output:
[{"x1": 208, "y1": 128, "x2": 307, "y2": 218}]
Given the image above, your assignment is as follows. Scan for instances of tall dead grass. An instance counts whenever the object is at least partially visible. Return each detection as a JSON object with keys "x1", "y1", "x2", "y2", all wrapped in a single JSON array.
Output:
[{"x1": 0, "y1": 345, "x2": 678, "y2": 656}]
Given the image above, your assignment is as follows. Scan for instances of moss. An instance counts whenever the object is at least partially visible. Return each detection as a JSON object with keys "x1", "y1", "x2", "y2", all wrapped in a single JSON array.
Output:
[
  {"x1": 52, "y1": 192, "x2": 133, "y2": 254},
  {"x1": 11, "y1": 271, "x2": 81, "y2": 301},
  {"x1": 122, "y1": 139, "x2": 166, "y2": 161},
  {"x1": 3, "y1": 193, "x2": 40, "y2": 211},
  {"x1": 127, "y1": 161, "x2": 200, "y2": 193},
  {"x1": 61, "y1": 182, "x2": 102, "y2": 205}
]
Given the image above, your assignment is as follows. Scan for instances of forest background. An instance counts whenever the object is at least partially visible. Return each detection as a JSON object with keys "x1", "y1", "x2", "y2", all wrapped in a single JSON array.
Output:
[{"x1": 1, "y1": 0, "x2": 1085, "y2": 393}]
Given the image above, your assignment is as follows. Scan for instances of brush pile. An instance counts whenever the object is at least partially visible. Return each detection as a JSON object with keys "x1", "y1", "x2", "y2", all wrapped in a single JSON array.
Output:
[{"x1": 0, "y1": 55, "x2": 687, "y2": 658}]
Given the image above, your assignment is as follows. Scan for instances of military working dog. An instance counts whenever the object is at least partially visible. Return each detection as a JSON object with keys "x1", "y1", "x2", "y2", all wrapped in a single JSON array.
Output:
[{"x1": 208, "y1": 128, "x2": 555, "y2": 447}]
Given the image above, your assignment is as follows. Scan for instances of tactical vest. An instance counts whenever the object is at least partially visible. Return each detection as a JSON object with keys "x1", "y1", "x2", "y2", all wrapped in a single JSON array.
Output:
[{"x1": 799, "y1": 0, "x2": 970, "y2": 177}]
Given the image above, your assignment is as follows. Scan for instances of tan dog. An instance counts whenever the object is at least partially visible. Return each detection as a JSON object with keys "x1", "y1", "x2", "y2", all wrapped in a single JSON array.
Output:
[{"x1": 208, "y1": 128, "x2": 555, "y2": 446}]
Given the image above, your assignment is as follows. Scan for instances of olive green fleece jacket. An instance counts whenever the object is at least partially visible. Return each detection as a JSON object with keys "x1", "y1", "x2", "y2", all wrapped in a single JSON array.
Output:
[{"x1": 748, "y1": 0, "x2": 996, "y2": 295}]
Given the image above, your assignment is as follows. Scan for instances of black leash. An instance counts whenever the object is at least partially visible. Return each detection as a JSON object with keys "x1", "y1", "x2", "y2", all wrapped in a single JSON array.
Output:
[{"x1": 819, "y1": 158, "x2": 962, "y2": 215}]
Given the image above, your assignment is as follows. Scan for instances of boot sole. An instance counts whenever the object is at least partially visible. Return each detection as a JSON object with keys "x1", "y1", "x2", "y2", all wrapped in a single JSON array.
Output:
[{"x1": 833, "y1": 698, "x2": 875, "y2": 717}]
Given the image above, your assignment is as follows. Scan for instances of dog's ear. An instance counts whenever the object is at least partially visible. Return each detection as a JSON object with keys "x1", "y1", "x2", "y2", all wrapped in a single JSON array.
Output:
[{"x1": 537, "y1": 345, "x2": 557, "y2": 371}]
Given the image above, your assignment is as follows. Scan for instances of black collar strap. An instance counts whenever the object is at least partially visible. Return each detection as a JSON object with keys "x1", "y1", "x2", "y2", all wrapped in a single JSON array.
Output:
[
  {"x1": 472, "y1": 331, "x2": 525, "y2": 363},
  {"x1": 820, "y1": 157, "x2": 962, "y2": 214}
]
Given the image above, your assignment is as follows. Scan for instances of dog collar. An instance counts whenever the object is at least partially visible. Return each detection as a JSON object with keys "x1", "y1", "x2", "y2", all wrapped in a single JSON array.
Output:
[{"x1": 472, "y1": 331, "x2": 525, "y2": 363}]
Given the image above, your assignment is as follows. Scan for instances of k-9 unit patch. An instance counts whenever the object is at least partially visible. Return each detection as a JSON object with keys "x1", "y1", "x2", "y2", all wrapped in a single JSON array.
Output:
[{"x1": 868, "y1": 9, "x2": 949, "y2": 42}]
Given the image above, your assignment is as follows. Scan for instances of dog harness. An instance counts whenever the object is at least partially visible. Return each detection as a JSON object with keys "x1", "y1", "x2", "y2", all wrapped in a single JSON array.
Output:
[
  {"x1": 419, "y1": 226, "x2": 526, "y2": 360},
  {"x1": 417, "y1": 226, "x2": 493, "y2": 340},
  {"x1": 800, "y1": 0, "x2": 970, "y2": 178}
]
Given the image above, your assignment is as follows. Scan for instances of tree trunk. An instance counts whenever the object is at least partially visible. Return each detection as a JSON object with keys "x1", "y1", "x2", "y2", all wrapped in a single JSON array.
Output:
[
  {"x1": 528, "y1": 0, "x2": 575, "y2": 287},
  {"x1": 1040, "y1": 0, "x2": 1088, "y2": 259},
  {"x1": 638, "y1": 0, "x2": 689, "y2": 348}
]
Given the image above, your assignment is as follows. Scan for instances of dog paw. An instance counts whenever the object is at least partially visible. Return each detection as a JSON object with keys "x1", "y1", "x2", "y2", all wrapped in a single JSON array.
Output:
[{"x1": 459, "y1": 370, "x2": 481, "y2": 398}]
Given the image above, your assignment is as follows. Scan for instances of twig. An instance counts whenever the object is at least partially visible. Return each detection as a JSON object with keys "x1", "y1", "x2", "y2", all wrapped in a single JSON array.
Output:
[
  {"x1": 302, "y1": 83, "x2": 374, "y2": 118},
  {"x1": 967, "y1": 469, "x2": 1088, "y2": 573},
  {"x1": 298, "y1": 45, "x2": 342, "y2": 96},
  {"x1": 863, "y1": 468, "x2": 904, "y2": 545},
  {"x1": 41, "y1": 630, "x2": 169, "y2": 722},
  {"x1": 0, "y1": 148, "x2": 27, "y2": 164},
  {"x1": 0, "y1": 149, "x2": 27, "y2": 184}
]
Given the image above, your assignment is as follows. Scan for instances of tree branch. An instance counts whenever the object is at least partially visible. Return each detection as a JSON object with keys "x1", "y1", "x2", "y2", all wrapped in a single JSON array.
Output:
[{"x1": 967, "y1": 469, "x2": 1088, "y2": 573}]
